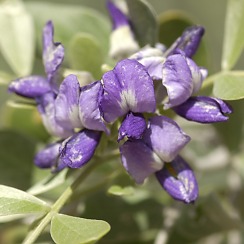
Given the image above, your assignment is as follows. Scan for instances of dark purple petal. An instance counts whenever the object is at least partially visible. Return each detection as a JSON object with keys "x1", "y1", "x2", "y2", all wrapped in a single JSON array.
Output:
[
  {"x1": 34, "y1": 142, "x2": 61, "y2": 168},
  {"x1": 107, "y1": 0, "x2": 129, "y2": 30},
  {"x1": 156, "y1": 156, "x2": 198, "y2": 204},
  {"x1": 120, "y1": 140, "x2": 163, "y2": 184},
  {"x1": 55, "y1": 74, "x2": 82, "y2": 130},
  {"x1": 37, "y1": 92, "x2": 74, "y2": 138},
  {"x1": 60, "y1": 129, "x2": 101, "y2": 168},
  {"x1": 166, "y1": 26, "x2": 204, "y2": 58},
  {"x1": 8, "y1": 76, "x2": 50, "y2": 98},
  {"x1": 42, "y1": 21, "x2": 64, "y2": 84},
  {"x1": 79, "y1": 81, "x2": 108, "y2": 132},
  {"x1": 173, "y1": 96, "x2": 232, "y2": 123},
  {"x1": 143, "y1": 116, "x2": 190, "y2": 162},
  {"x1": 101, "y1": 59, "x2": 156, "y2": 123},
  {"x1": 162, "y1": 54, "x2": 193, "y2": 108},
  {"x1": 118, "y1": 112, "x2": 146, "y2": 141}
]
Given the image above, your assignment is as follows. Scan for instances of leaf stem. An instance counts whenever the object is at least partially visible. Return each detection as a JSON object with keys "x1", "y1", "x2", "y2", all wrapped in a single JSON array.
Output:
[{"x1": 22, "y1": 159, "x2": 102, "y2": 244}]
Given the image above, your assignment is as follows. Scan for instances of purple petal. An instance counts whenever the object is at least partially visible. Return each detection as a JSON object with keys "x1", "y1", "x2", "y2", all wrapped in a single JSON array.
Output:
[
  {"x1": 107, "y1": 0, "x2": 129, "y2": 30},
  {"x1": 37, "y1": 92, "x2": 74, "y2": 138},
  {"x1": 118, "y1": 112, "x2": 146, "y2": 141},
  {"x1": 173, "y1": 96, "x2": 232, "y2": 123},
  {"x1": 34, "y1": 142, "x2": 60, "y2": 169},
  {"x1": 60, "y1": 129, "x2": 101, "y2": 168},
  {"x1": 156, "y1": 156, "x2": 198, "y2": 203},
  {"x1": 55, "y1": 74, "x2": 82, "y2": 130},
  {"x1": 166, "y1": 26, "x2": 204, "y2": 58},
  {"x1": 143, "y1": 116, "x2": 190, "y2": 162},
  {"x1": 42, "y1": 21, "x2": 64, "y2": 84},
  {"x1": 120, "y1": 140, "x2": 164, "y2": 184},
  {"x1": 8, "y1": 76, "x2": 50, "y2": 98},
  {"x1": 79, "y1": 81, "x2": 107, "y2": 132},
  {"x1": 101, "y1": 59, "x2": 156, "y2": 123},
  {"x1": 162, "y1": 54, "x2": 193, "y2": 109}
]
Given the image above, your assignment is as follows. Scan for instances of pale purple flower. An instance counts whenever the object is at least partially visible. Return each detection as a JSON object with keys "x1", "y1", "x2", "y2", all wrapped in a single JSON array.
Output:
[
  {"x1": 120, "y1": 115, "x2": 190, "y2": 184},
  {"x1": 156, "y1": 156, "x2": 198, "y2": 204},
  {"x1": 100, "y1": 59, "x2": 156, "y2": 123}
]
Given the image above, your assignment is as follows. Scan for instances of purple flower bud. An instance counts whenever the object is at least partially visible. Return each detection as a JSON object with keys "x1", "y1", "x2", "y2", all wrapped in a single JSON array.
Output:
[
  {"x1": 60, "y1": 129, "x2": 101, "y2": 168},
  {"x1": 42, "y1": 21, "x2": 64, "y2": 90},
  {"x1": 118, "y1": 112, "x2": 146, "y2": 141},
  {"x1": 8, "y1": 76, "x2": 51, "y2": 99},
  {"x1": 107, "y1": 1, "x2": 139, "y2": 59},
  {"x1": 166, "y1": 26, "x2": 205, "y2": 58},
  {"x1": 156, "y1": 156, "x2": 198, "y2": 204},
  {"x1": 100, "y1": 59, "x2": 156, "y2": 123},
  {"x1": 162, "y1": 54, "x2": 205, "y2": 108},
  {"x1": 173, "y1": 96, "x2": 232, "y2": 123}
]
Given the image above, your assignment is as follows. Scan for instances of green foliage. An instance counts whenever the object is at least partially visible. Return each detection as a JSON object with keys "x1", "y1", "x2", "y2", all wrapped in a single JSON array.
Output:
[
  {"x1": 222, "y1": 0, "x2": 244, "y2": 70},
  {"x1": 126, "y1": 0, "x2": 158, "y2": 46},
  {"x1": 25, "y1": 1, "x2": 110, "y2": 58},
  {"x1": 107, "y1": 185, "x2": 135, "y2": 196},
  {"x1": 0, "y1": 185, "x2": 50, "y2": 216},
  {"x1": 0, "y1": 0, "x2": 35, "y2": 76},
  {"x1": 68, "y1": 33, "x2": 104, "y2": 79},
  {"x1": 50, "y1": 214, "x2": 111, "y2": 244},
  {"x1": 0, "y1": 130, "x2": 35, "y2": 189},
  {"x1": 213, "y1": 72, "x2": 244, "y2": 100}
]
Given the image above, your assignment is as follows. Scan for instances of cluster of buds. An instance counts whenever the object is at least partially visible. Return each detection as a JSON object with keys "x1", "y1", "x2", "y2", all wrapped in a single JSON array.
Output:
[{"x1": 9, "y1": 1, "x2": 232, "y2": 204}]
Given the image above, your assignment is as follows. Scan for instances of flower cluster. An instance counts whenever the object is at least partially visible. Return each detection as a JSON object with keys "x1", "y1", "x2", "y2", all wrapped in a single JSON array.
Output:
[{"x1": 9, "y1": 1, "x2": 232, "y2": 204}]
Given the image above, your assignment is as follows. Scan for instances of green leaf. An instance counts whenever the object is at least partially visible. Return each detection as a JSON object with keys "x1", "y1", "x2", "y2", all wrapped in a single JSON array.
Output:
[
  {"x1": 68, "y1": 33, "x2": 103, "y2": 79},
  {"x1": 26, "y1": 2, "x2": 110, "y2": 57},
  {"x1": 126, "y1": 0, "x2": 158, "y2": 46},
  {"x1": 0, "y1": 185, "x2": 50, "y2": 216},
  {"x1": 222, "y1": 0, "x2": 244, "y2": 70},
  {"x1": 158, "y1": 10, "x2": 210, "y2": 69},
  {"x1": 213, "y1": 72, "x2": 244, "y2": 100},
  {"x1": 51, "y1": 214, "x2": 110, "y2": 244},
  {"x1": 27, "y1": 168, "x2": 68, "y2": 196},
  {"x1": 0, "y1": 130, "x2": 36, "y2": 189},
  {"x1": 0, "y1": 0, "x2": 35, "y2": 76},
  {"x1": 107, "y1": 185, "x2": 135, "y2": 196}
]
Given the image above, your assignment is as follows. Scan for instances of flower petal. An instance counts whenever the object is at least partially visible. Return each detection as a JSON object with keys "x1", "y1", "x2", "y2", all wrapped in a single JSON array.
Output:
[
  {"x1": 42, "y1": 21, "x2": 64, "y2": 85},
  {"x1": 166, "y1": 26, "x2": 204, "y2": 58},
  {"x1": 55, "y1": 74, "x2": 82, "y2": 130},
  {"x1": 120, "y1": 140, "x2": 163, "y2": 184},
  {"x1": 143, "y1": 116, "x2": 190, "y2": 162},
  {"x1": 34, "y1": 142, "x2": 60, "y2": 169},
  {"x1": 162, "y1": 54, "x2": 193, "y2": 108},
  {"x1": 118, "y1": 112, "x2": 146, "y2": 141},
  {"x1": 8, "y1": 76, "x2": 50, "y2": 98},
  {"x1": 101, "y1": 59, "x2": 156, "y2": 123},
  {"x1": 173, "y1": 96, "x2": 232, "y2": 123},
  {"x1": 37, "y1": 92, "x2": 74, "y2": 138},
  {"x1": 60, "y1": 129, "x2": 101, "y2": 168},
  {"x1": 79, "y1": 81, "x2": 107, "y2": 132},
  {"x1": 156, "y1": 156, "x2": 198, "y2": 203}
]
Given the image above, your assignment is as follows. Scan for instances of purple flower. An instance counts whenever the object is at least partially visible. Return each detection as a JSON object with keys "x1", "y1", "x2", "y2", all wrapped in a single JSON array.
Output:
[
  {"x1": 173, "y1": 96, "x2": 232, "y2": 123},
  {"x1": 120, "y1": 115, "x2": 190, "y2": 184},
  {"x1": 156, "y1": 156, "x2": 198, "y2": 204},
  {"x1": 100, "y1": 59, "x2": 156, "y2": 123},
  {"x1": 107, "y1": 0, "x2": 139, "y2": 59},
  {"x1": 60, "y1": 129, "x2": 101, "y2": 168},
  {"x1": 162, "y1": 53, "x2": 206, "y2": 109}
]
